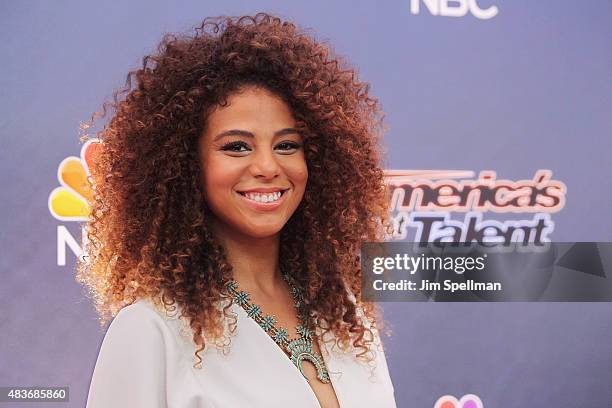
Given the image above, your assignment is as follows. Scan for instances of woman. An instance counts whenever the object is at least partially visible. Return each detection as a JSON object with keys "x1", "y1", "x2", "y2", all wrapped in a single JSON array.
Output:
[{"x1": 79, "y1": 13, "x2": 396, "y2": 408}]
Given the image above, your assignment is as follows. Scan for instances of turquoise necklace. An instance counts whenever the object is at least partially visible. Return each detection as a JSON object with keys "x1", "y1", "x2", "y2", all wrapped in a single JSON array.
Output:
[{"x1": 225, "y1": 275, "x2": 331, "y2": 384}]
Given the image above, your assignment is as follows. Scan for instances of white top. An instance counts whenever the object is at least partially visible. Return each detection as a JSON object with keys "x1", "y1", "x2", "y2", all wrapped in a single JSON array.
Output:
[{"x1": 86, "y1": 298, "x2": 397, "y2": 408}]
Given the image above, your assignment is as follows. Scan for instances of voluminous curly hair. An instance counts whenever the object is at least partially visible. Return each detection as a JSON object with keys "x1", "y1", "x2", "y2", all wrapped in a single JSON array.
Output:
[{"x1": 77, "y1": 12, "x2": 391, "y2": 368}]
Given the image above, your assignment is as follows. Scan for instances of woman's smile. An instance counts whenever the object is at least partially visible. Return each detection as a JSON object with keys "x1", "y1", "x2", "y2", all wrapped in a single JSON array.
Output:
[{"x1": 235, "y1": 187, "x2": 290, "y2": 211}]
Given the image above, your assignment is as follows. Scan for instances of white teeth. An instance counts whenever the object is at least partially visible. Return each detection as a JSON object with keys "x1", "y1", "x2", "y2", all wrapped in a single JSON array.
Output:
[{"x1": 244, "y1": 191, "x2": 283, "y2": 203}]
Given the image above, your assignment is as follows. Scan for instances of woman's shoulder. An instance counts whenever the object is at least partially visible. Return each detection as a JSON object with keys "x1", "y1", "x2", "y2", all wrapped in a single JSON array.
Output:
[
  {"x1": 87, "y1": 300, "x2": 195, "y2": 407},
  {"x1": 111, "y1": 298, "x2": 170, "y2": 329},
  {"x1": 104, "y1": 297, "x2": 193, "y2": 348}
]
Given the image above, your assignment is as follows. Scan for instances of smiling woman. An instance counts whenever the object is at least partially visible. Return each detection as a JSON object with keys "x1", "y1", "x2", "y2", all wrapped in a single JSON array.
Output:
[{"x1": 78, "y1": 12, "x2": 396, "y2": 408}]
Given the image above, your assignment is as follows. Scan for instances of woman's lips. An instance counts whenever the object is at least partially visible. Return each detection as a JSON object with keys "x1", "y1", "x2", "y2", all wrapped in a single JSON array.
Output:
[{"x1": 236, "y1": 189, "x2": 289, "y2": 212}]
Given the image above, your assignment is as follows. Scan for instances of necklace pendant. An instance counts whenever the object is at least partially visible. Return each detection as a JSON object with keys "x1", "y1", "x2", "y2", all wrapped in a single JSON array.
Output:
[{"x1": 287, "y1": 338, "x2": 331, "y2": 384}]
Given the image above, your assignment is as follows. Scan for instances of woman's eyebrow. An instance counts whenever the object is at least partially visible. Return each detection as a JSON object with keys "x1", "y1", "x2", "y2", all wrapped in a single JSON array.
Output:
[
  {"x1": 274, "y1": 127, "x2": 300, "y2": 137},
  {"x1": 213, "y1": 127, "x2": 299, "y2": 141},
  {"x1": 213, "y1": 129, "x2": 254, "y2": 141}
]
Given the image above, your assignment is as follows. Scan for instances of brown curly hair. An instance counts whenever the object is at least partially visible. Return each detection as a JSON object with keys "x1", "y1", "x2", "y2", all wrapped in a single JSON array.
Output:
[{"x1": 77, "y1": 12, "x2": 391, "y2": 368}]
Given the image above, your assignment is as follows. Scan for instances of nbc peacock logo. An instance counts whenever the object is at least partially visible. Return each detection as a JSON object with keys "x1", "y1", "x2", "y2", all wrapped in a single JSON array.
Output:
[{"x1": 48, "y1": 139, "x2": 101, "y2": 265}]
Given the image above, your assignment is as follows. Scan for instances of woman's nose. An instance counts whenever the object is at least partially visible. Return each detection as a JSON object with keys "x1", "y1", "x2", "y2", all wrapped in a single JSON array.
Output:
[{"x1": 249, "y1": 148, "x2": 280, "y2": 179}]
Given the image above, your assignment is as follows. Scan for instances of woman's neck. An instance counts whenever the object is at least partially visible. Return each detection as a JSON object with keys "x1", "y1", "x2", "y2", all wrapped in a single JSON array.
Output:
[{"x1": 212, "y1": 221, "x2": 283, "y2": 295}]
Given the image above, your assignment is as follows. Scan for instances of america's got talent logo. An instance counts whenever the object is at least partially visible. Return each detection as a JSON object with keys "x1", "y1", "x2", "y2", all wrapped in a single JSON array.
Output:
[{"x1": 384, "y1": 169, "x2": 567, "y2": 245}]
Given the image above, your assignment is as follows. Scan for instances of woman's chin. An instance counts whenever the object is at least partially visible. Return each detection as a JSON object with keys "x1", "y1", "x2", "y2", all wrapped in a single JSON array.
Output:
[{"x1": 242, "y1": 223, "x2": 284, "y2": 239}]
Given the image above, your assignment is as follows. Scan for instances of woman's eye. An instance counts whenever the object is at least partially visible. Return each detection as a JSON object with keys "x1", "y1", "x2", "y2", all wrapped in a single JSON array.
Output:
[
  {"x1": 275, "y1": 141, "x2": 302, "y2": 153},
  {"x1": 220, "y1": 141, "x2": 251, "y2": 153}
]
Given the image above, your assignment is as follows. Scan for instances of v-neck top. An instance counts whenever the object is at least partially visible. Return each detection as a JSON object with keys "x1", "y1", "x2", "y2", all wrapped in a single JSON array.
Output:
[{"x1": 85, "y1": 298, "x2": 397, "y2": 408}]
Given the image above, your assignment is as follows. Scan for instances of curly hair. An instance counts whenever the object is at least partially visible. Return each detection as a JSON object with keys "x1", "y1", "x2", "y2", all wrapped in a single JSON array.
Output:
[{"x1": 77, "y1": 12, "x2": 391, "y2": 368}]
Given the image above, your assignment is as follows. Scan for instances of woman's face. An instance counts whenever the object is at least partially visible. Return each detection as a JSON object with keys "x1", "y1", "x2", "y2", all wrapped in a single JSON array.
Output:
[{"x1": 198, "y1": 86, "x2": 308, "y2": 239}]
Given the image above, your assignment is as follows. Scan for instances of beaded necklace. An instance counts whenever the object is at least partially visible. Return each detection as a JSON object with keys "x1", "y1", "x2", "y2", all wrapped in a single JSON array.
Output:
[{"x1": 225, "y1": 275, "x2": 331, "y2": 384}]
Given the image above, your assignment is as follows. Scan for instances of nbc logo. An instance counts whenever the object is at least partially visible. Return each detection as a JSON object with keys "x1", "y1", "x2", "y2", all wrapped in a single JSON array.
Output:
[
  {"x1": 48, "y1": 139, "x2": 101, "y2": 265},
  {"x1": 410, "y1": 0, "x2": 499, "y2": 20},
  {"x1": 434, "y1": 394, "x2": 484, "y2": 408}
]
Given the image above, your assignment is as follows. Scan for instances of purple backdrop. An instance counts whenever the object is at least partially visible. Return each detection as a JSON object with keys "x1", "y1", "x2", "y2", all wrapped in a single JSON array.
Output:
[{"x1": 1, "y1": 1, "x2": 611, "y2": 407}]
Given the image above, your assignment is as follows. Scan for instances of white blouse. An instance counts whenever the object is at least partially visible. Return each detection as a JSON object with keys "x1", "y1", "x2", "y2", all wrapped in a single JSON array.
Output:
[{"x1": 86, "y1": 298, "x2": 397, "y2": 408}]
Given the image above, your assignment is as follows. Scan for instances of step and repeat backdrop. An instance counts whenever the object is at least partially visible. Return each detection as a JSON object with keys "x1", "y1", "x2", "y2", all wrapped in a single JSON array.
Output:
[{"x1": 2, "y1": 1, "x2": 611, "y2": 407}]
